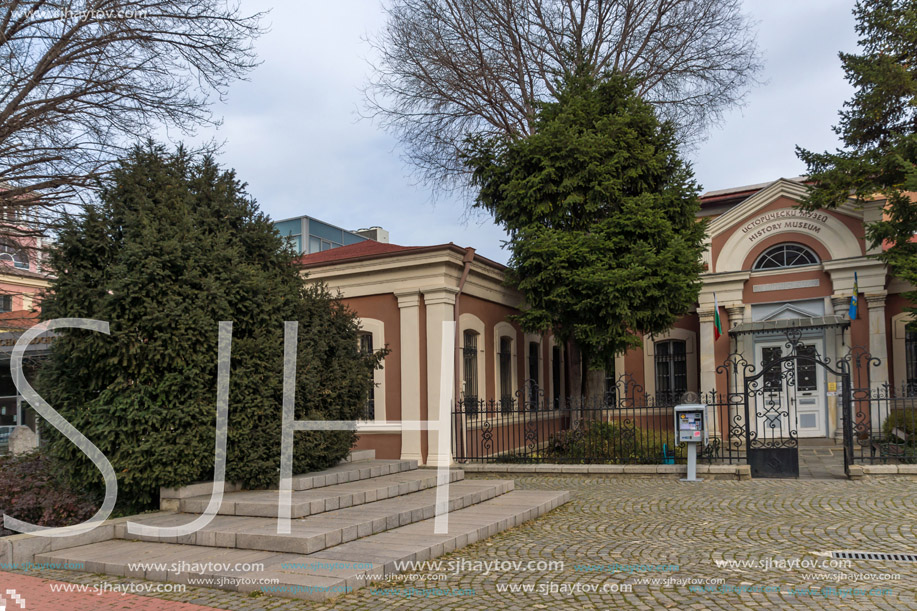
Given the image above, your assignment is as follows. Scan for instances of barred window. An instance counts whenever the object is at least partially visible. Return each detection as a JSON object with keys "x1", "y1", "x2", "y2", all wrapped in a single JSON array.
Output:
[
  {"x1": 499, "y1": 336, "x2": 513, "y2": 406},
  {"x1": 462, "y1": 330, "x2": 479, "y2": 403},
  {"x1": 753, "y1": 243, "x2": 819, "y2": 270},
  {"x1": 655, "y1": 340, "x2": 687, "y2": 405},
  {"x1": 906, "y1": 331, "x2": 917, "y2": 389},
  {"x1": 528, "y1": 341, "x2": 540, "y2": 403}
]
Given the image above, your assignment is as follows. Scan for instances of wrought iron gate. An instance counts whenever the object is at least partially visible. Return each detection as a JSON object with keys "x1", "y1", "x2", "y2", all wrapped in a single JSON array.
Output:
[{"x1": 743, "y1": 329, "x2": 850, "y2": 478}]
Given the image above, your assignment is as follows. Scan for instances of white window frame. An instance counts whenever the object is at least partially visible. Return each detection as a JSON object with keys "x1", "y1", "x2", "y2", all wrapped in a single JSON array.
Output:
[
  {"x1": 459, "y1": 313, "x2": 486, "y2": 403},
  {"x1": 356, "y1": 318, "x2": 386, "y2": 424},
  {"x1": 494, "y1": 321, "x2": 518, "y2": 405}
]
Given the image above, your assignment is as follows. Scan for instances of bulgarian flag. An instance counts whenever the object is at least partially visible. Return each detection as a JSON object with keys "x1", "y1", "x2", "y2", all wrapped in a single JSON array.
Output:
[{"x1": 713, "y1": 293, "x2": 723, "y2": 341}]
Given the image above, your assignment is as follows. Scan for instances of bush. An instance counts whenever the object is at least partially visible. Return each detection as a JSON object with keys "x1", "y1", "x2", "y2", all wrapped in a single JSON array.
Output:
[
  {"x1": 882, "y1": 409, "x2": 917, "y2": 442},
  {"x1": 541, "y1": 420, "x2": 664, "y2": 464},
  {"x1": 0, "y1": 452, "x2": 98, "y2": 536}
]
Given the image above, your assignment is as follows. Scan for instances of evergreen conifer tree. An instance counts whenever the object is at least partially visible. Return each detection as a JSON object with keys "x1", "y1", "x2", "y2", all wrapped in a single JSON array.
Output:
[
  {"x1": 463, "y1": 72, "x2": 706, "y2": 393},
  {"x1": 38, "y1": 143, "x2": 380, "y2": 508}
]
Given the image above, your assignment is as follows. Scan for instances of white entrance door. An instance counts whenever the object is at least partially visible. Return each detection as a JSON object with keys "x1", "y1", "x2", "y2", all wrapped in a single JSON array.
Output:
[{"x1": 754, "y1": 337, "x2": 827, "y2": 439}]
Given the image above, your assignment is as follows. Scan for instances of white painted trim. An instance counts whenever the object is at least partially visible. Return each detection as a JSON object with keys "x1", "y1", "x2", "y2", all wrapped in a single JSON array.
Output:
[
  {"x1": 458, "y1": 313, "x2": 486, "y2": 401},
  {"x1": 354, "y1": 422, "x2": 403, "y2": 433},
  {"x1": 892, "y1": 311, "x2": 915, "y2": 389},
  {"x1": 643, "y1": 328, "x2": 698, "y2": 399},
  {"x1": 716, "y1": 209, "x2": 861, "y2": 273},
  {"x1": 357, "y1": 317, "x2": 386, "y2": 422},
  {"x1": 523, "y1": 332, "x2": 543, "y2": 390},
  {"x1": 548, "y1": 334, "x2": 565, "y2": 403},
  {"x1": 707, "y1": 179, "x2": 861, "y2": 237},
  {"x1": 493, "y1": 321, "x2": 518, "y2": 402}
]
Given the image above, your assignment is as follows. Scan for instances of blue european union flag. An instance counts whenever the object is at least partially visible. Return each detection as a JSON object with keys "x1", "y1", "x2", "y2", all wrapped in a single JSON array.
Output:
[{"x1": 848, "y1": 272, "x2": 858, "y2": 319}]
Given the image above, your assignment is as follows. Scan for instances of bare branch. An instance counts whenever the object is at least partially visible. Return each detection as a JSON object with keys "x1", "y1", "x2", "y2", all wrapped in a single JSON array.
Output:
[
  {"x1": 364, "y1": 0, "x2": 763, "y2": 193},
  {"x1": 0, "y1": 0, "x2": 266, "y2": 220}
]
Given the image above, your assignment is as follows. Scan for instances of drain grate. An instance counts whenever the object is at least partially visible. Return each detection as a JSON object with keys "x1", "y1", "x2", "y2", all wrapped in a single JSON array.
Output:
[{"x1": 831, "y1": 551, "x2": 917, "y2": 563}]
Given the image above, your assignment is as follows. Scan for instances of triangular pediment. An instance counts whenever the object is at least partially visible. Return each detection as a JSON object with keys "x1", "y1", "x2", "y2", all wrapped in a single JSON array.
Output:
[
  {"x1": 706, "y1": 178, "x2": 861, "y2": 240},
  {"x1": 761, "y1": 303, "x2": 822, "y2": 321}
]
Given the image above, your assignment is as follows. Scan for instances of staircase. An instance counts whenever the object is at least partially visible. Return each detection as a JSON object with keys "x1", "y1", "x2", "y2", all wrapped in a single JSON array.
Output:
[{"x1": 35, "y1": 453, "x2": 569, "y2": 601}]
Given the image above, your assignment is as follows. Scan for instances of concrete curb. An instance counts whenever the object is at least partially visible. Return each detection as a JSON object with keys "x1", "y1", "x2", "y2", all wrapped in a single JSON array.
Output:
[
  {"x1": 860, "y1": 464, "x2": 917, "y2": 477},
  {"x1": 459, "y1": 463, "x2": 751, "y2": 480}
]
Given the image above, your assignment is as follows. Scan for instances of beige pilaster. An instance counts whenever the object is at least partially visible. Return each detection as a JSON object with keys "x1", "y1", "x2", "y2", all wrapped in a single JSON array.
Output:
[
  {"x1": 698, "y1": 309, "x2": 717, "y2": 396},
  {"x1": 865, "y1": 293, "x2": 890, "y2": 390},
  {"x1": 725, "y1": 305, "x2": 744, "y2": 328},
  {"x1": 422, "y1": 287, "x2": 459, "y2": 467},
  {"x1": 829, "y1": 295, "x2": 850, "y2": 439},
  {"x1": 395, "y1": 290, "x2": 423, "y2": 463}
]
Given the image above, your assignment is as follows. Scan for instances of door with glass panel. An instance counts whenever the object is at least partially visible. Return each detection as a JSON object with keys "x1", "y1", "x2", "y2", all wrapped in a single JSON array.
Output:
[{"x1": 754, "y1": 337, "x2": 827, "y2": 438}]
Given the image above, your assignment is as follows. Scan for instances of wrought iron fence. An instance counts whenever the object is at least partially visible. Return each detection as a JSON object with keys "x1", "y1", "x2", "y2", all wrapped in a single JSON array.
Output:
[
  {"x1": 849, "y1": 383, "x2": 917, "y2": 464},
  {"x1": 452, "y1": 376, "x2": 746, "y2": 464}
]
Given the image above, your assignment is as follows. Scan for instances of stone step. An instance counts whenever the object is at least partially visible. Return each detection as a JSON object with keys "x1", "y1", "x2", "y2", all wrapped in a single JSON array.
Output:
[
  {"x1": 180, "y1": 468, "x2": 465, "y2": 518},
  {"x1": 120, "y1": 479, "x2": 514, "y2": 556},
  {"x1": 288, "y1": 459, "x2": 418, "y2": 492},
  {"x1": 341, "y1": 449, "x2": 376, "y2": 463},
  {"x1": 160, "y1": 459, "x2": 418, "y2": 504},
  {"x1": 36, "y1": 490, "x2": 570, "y2": 601}
]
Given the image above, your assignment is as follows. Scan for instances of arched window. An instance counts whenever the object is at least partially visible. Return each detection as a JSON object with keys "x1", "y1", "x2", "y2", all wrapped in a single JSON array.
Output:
[
  {"x1": 752, "y1": 243, "x2": 819, "y2": 270},
  {"x1": 0, "y1": 242, "x2": 28, "y2": 270}
]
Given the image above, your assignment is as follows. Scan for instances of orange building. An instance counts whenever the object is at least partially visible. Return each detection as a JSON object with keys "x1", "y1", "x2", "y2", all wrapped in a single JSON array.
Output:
[{"x1": 298, "y1": 177, "x2": 915, "y2": 467}]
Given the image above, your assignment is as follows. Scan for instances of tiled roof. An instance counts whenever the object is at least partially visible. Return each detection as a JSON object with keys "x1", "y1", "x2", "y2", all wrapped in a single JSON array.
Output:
[
  {"x1": 297, "y1": 240, "x2": 424, "y2": 266},
  {"x1": 296, "y1": 239, "x2": 509, "y2": 271},
  {"x1": 0, "y1": 262, "x2": 49, "y2": 280},
  {"x1": 0, "y1": 309, "x2": 40, "y2": 329}
]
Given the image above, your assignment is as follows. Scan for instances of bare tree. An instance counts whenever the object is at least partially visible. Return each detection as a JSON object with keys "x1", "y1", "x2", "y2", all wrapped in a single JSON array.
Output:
[
  {"x1": 0, "y1": 0, "x2": 265, "y2": 224},
  {"x1": 365, "y1": 0, "x2": 762, "y2": 190}
]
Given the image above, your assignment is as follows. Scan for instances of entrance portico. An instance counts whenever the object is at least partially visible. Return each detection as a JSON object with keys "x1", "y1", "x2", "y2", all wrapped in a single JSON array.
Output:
[{"x1": 687, "y1": 178, "x2": 901, "y2": 442}]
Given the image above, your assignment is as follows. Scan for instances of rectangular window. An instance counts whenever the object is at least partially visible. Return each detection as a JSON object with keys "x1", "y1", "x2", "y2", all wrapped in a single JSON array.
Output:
[
  {"x1": 528, "y1": 341, "x2": 540, "y2": 406},
  {"x1": 552, "y1": 346, "x2": 562, "y2": 409},
  {"x1": 309, "y1": 236, "x2": 322, "y2": 254},
  {"x1": 655, "y1": 340, "x2": 687, "y2": 405},
  {"x1": 462, "y1": 331, "x2": 478, "y2": 406},
  {"x1": 499, "y1": 336, "x2": 513, "y2": 409},
  {"x1": 0, "y1": 295, "x2": 12, "y2": 313},
  {"x1": 359, "y1": 333, "x2": 374, "y2": 420},
  {"x1": 907, "y1": 331, "x2": 917, "y2": 390},
  {"x1": 605, "y1": 362, "x2": 616, "y2": 404}
]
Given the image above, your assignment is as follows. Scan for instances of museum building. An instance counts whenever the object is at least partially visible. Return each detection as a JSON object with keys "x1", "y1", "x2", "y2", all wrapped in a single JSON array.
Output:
[{"x1": 298, "y1": 177, "x2": 915, "y2": 464}]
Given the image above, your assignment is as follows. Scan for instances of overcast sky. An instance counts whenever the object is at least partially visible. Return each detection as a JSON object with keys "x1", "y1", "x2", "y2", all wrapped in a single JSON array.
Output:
[{"x1": 179, "y1": 0, "x2": 861, "y2": 264}]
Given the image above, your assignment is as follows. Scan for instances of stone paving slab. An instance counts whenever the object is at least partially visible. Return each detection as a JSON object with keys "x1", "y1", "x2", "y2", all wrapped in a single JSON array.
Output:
[
  {"x1": 33, "y1": 489, "x2": 569, "y2": 602},
  {"x1": 13, "y1": 475, "x2": 917, "y2": 610},
  {"x1": 180, "y1": 468, "x2": 464, "y2": 518}
]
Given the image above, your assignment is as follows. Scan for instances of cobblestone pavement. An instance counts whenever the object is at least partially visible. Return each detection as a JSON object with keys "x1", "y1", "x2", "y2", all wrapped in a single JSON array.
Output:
[{"x1": 8, "y1": 474, "x2": 917, "y2": 610}]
